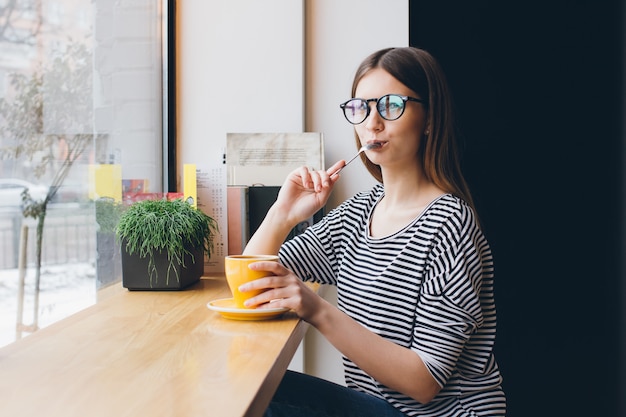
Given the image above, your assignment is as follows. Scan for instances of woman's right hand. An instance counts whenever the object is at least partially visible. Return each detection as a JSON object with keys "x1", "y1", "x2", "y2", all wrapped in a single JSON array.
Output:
[
  {"x1": 243, "y1": 160, "x2": 345, "y2": 256},
  {"x1": 273, "y1": 160, "x2": 344, "y2": 226}
]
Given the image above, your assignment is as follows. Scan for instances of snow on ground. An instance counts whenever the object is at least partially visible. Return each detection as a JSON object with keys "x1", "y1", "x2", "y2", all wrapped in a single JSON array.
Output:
[{"x1": 0, "y1": 263, "x2": 96, "y2": 348}]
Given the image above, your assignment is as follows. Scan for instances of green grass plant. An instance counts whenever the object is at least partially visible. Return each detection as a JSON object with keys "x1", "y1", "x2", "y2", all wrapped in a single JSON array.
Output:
[{"x1": 116, "y1": 198, "x2": 218, "y2": 286}]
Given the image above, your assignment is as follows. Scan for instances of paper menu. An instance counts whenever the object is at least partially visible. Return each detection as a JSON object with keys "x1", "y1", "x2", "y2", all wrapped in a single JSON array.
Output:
[{"x1": 196, "y1": 165, "x2": 227, "y2": 274}]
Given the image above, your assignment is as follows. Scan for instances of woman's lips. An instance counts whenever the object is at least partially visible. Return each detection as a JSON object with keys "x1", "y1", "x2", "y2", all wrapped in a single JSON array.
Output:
[{"x1": 368, "y1": 141, "x2": 386, "y2": 148}]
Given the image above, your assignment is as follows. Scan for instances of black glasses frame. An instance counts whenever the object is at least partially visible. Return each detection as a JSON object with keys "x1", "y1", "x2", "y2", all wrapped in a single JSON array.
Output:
[{"x1": 339, "y1": 94, "x2": 426, "y2": 125}]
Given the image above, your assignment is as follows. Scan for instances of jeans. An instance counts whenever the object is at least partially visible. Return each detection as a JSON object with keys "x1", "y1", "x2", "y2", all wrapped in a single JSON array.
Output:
[{"x1": 264, "y1": 370, "x2": 407, "y2": 417}]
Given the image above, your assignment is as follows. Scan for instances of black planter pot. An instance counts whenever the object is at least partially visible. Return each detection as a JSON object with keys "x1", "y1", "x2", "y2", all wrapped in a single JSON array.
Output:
[{"x1": 121, "y1": 242, "x2": 204, "y2": 290}]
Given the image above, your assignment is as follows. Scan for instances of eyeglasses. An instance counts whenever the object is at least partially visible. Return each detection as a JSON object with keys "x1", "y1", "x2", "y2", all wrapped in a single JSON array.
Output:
[{"x1": 339, "y1": 94, "x2": 426, "y2": 125}]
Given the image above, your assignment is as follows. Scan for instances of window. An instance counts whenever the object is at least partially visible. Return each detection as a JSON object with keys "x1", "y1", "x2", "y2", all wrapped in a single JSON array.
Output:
[{"x1": 0, "y1": 0, "x2": 171, "y2": 347}]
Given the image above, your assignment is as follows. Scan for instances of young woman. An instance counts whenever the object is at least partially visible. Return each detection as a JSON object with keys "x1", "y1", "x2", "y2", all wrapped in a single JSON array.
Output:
[{"x1": 241, "y1": 47, "x2": 506, "y2": 417}]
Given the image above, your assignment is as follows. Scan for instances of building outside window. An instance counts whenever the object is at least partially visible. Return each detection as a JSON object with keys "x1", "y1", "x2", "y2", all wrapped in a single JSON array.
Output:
[{"x1": 0, "y1": 0, "x2": 167, "y2": 347}]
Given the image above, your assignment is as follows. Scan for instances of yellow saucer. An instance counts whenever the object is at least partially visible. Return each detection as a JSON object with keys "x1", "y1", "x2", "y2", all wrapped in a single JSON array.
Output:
[{"x1": 207, "y1": 298, "x2": 289, "y2": 321}]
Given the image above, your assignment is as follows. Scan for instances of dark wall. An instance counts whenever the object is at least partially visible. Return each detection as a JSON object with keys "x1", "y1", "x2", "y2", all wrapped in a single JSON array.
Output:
[{"x1": 410, "y1": 2, "x2": 624, "y2": 416}]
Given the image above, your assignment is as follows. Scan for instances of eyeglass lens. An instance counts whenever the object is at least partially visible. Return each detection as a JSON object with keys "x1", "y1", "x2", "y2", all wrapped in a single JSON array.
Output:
[{"x1": 342, "y1": 94, "x2": 407, "y2": 124}]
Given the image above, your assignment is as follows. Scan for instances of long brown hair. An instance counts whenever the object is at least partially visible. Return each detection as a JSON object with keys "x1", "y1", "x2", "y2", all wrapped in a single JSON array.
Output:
[{"x1": 350, "y1": 47, "x2": 476, "y2": 211}]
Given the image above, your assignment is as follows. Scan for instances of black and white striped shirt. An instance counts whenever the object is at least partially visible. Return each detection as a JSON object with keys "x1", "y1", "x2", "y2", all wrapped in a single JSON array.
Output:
[{"x1": 279, "y1": 184, "x2": 506, "y2": 416}]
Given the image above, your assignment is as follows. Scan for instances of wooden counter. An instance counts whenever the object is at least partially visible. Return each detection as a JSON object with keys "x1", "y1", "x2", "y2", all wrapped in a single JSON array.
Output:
[{"x1": 0, "y1": 276, "x2": 311, "y2": 417}]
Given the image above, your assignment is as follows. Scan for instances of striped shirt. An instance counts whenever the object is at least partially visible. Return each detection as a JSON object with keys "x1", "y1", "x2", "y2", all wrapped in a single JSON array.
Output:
[{"x1": 279, "y1": 184, "x2": 506, "y2": 416}]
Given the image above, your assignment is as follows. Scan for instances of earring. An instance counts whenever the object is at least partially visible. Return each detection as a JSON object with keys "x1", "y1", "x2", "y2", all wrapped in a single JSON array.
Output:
[{"x1": 424, "y1": 130, "x2": 430, "y2": 136}]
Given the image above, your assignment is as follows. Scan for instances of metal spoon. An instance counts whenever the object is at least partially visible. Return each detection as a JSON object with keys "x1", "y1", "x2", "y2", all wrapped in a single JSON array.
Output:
[{"x1": 330, "y1": 142, "x2": 382, "y2": 177}]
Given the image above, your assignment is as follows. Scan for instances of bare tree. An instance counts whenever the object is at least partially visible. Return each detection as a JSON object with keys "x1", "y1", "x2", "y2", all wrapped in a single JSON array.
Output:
[{"x1": 0, "y1": 40, "x2": 99, "y2": 331}]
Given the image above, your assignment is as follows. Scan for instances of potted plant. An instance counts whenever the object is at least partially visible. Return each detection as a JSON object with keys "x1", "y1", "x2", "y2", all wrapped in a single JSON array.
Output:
[{"x1": 116, "y1": 198, "x2": 218, "y2": 290}]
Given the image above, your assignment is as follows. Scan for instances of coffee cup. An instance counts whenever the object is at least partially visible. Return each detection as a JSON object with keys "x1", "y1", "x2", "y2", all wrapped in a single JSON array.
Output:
[{"x1": 224, "y1": 255, "x2": 279, "y2": 309}]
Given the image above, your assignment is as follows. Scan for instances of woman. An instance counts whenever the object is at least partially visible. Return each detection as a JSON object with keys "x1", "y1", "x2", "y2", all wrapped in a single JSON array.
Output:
[{"x1": 241, "y1": 47, "x2": 506, "y2": 417}]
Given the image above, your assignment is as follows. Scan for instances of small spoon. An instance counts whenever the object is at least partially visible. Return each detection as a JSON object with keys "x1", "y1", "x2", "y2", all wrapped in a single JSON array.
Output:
[{"x1": 330, "y1": 142, "x2": 382, "y2": 177}]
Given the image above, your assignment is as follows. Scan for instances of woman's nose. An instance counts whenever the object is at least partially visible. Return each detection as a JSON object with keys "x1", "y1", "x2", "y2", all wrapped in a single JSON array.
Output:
[{"x1": 364, "y1": 104, "x2": 384, "y2": 131}]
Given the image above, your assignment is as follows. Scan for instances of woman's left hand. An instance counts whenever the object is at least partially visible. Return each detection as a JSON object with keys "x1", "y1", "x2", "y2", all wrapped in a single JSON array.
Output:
[{"x1": 238, "y1": 261, "x2": 322, "y2": 322}]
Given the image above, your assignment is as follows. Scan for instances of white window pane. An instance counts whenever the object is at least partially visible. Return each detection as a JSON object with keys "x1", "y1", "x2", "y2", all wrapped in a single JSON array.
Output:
[{"x1": 0, "y1": 0, "x2": 165, "y2": 347}]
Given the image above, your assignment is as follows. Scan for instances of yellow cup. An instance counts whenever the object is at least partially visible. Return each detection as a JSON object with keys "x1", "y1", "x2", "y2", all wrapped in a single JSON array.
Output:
[{"x1": 224, "y1": 255, "x2": 279, "y2": 309}]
